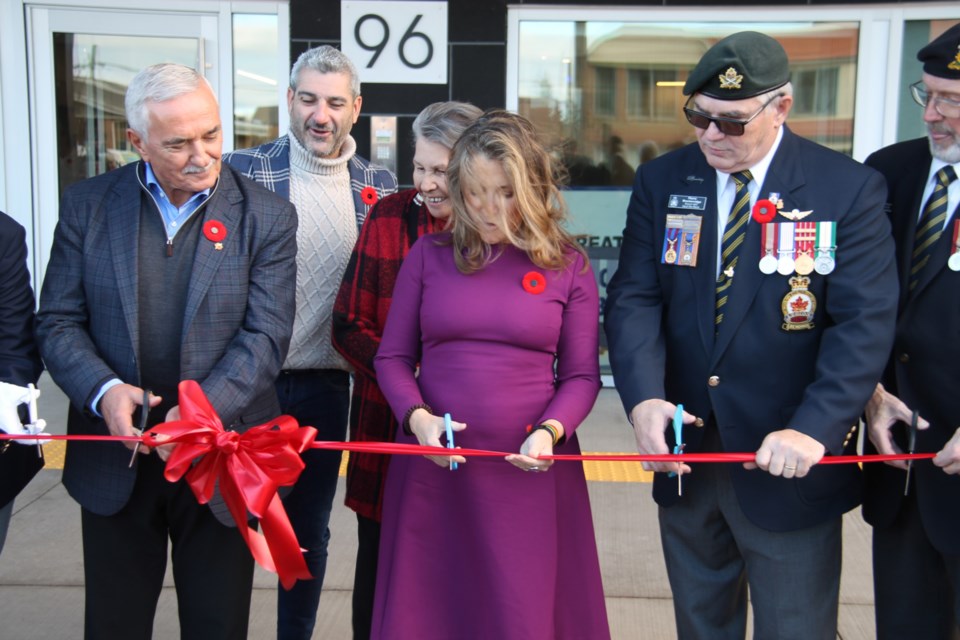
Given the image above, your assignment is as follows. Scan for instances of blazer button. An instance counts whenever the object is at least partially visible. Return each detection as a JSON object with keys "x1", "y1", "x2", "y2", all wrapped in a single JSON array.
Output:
[
  {"x1": 898, "y1": 353, "x2": 910, "y2": 363},
  {"x1": 708, "y1": 375, "x2": 720, "y2": 387}
]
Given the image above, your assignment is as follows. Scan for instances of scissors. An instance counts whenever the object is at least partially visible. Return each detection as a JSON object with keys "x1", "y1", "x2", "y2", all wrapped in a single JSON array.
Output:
[
  {"x1": 668, "y1": 404, "x2": 686, "y2": 495},
  {"x1": 444, "y1": 413, "x2": 457, "y2": 471},
  {"x1": 903, "y1": 409, "x2": 918, "y2": 496},
  {"x1": 25, "y1": 383, "x2": 46, "y2": 460},
  {"x1": 128, "y1": 389, "x2": 152, "y2": 468}
]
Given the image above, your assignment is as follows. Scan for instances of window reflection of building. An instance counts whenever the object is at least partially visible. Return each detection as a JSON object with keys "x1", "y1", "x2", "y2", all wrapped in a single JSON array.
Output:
[
  {"x1": 594, "y1": 67, "x2": 616, "y2": 116},
  {"x1": 627, "y1": 68, "x2": 677, "y2": 120},
  {"x1": 519, "y1": 21, "x2": 861, "y2": 188}
]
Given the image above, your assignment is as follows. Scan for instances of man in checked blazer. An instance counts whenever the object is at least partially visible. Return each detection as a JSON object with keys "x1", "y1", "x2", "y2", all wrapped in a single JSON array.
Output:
[
  {"x1": 224, "y1": 45, "x2": 396, "y2": 640},
  {"x1": 862, "y1": 23, "x2": 960, "y2": 639},
  {"x1": 604, "y1": 32, "x2": 897, "y2": 639},
  {"x1": 36, "y1": 63, "x2": 297, "y2": 639}
]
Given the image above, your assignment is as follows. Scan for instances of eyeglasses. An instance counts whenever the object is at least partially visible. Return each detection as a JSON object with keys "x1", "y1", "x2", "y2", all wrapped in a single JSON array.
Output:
[
  {"x1": 683, "y1": 94, "x2": 781, "y2": 136},
  {"x1": 910, "y1": 82, "x2": 960, "y2": 119}
]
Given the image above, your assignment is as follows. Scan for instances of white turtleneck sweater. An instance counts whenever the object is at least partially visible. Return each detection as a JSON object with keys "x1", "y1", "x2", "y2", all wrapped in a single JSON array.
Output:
[{"x1": 284, "y1": 132, "x2": 358, "y2": 371}]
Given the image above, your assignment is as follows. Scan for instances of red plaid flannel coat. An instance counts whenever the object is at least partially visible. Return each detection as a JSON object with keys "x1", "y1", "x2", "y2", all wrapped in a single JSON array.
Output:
[{"x1": 332, "y1": 189, "x2": 442, "y2": 521}]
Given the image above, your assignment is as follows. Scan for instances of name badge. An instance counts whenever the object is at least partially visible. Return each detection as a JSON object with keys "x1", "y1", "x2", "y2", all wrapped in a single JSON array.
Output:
[{"x1": 667, "y1": 195, "x2": 707, "y2": 211}]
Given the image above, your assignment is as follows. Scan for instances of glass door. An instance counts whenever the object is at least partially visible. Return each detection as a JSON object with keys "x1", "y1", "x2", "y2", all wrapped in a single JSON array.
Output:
[{"x1": 26, "y1": 5, "x2": 219, "y2": 284}]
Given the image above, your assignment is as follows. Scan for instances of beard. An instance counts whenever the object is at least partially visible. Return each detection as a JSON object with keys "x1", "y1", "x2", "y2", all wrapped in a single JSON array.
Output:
[{"x1": 928, "y1": 123, "x2": 960, "y2": 163}]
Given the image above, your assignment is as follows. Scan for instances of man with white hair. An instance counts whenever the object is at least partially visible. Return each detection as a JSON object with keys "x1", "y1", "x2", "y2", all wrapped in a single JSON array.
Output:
[
  {"x1": 37, "y1": 63, "x2": 297, "y2": 639},
  {"x1": 605, "y1": 31, "x2": 897, "y2": 639},
  {"x1": 863, "y1": 22, "x2": 960, "y2": 638}
]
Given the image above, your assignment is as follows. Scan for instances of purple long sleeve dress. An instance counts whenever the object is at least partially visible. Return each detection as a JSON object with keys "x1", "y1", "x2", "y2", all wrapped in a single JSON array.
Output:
[{"x1": 372, "y1": 233, "x2": 610, "y2": 639}]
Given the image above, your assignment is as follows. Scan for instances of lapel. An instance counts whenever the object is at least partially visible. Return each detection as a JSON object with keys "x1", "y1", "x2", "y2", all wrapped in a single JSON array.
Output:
[
  {"x1": 108, "y1": 164, "x2": 146, "y2": 361},
  {"x1": 711, "y1": 128, "x2": 805, "y2": 365},
  {"x1": 673, "y1": 155, "x2": 721, "y2": 355},
  {"x1": 182, "y1": 168, "x2": 242, "y2": 340},
  {"x1": 891, "y1": 157, "x2": 929, "y2": 309}
]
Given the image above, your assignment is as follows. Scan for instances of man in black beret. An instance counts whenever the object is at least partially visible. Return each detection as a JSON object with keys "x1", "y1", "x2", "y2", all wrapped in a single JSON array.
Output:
[
  {"x1": 862, "y1": 22, "x2": 960, "y2": 639},
  {"x1": 605, "y1": 31, "x2": 898, "y2": 639}
]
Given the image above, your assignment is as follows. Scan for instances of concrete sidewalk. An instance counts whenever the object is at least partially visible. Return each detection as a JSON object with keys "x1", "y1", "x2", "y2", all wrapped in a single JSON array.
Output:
[{"x1": 0, "y1": 377, "x2": 877, "y2": 639}]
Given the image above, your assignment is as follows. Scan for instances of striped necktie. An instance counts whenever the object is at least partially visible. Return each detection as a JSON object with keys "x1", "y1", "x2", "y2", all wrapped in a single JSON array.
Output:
[
  {"x1": 715, "y1": 170, "x2": 754, "y2": 326},
  {"x1": 909, "y1": 166, "x2": 957, "y2": 293}
]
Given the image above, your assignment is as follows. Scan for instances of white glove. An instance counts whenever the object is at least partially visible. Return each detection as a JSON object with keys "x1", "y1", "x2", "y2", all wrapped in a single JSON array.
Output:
[{"x1": 0, "y1": 381, "x2": 49, "y2": 445}]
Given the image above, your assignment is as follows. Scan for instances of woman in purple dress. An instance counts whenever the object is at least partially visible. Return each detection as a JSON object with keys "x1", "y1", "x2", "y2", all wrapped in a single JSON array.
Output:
[{"x1": 372, "y1": 111, "x2": 609, "y2": 639}]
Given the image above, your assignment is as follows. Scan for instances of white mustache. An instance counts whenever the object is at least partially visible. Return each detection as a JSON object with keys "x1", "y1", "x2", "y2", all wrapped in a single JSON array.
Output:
[
  {"x1": 928, "y1": 123, "x2": 958, "y2": 137},
  {"x1": 182, "y1": 159, "x2": 216, "y2": 175}
]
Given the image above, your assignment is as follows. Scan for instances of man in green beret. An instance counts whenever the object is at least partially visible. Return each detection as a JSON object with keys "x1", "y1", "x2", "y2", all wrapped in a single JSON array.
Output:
[
  {"x1": 605, "y1": 31, "x2": 898, "y2": 639},
  {"x1": 862, "y1": 22, "x2": 960, "y2": 638}
]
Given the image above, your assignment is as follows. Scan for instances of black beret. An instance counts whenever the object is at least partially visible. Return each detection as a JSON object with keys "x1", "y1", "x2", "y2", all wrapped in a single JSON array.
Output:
[
  {"x1": 683, "y1": 31, "x2": 790, "y2": 99},
  {"x1": 917, "y1": 23, "x2": 960, "y2": 80}
]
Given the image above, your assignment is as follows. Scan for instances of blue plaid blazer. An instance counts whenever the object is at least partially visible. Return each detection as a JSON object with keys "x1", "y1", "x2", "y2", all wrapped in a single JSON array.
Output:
[
  {"x1": 37, "y1": 163, "x2": 298, "y2": 522},
  {"x1": 223, "y1": 135, "x2": 398, "y2": 230}
]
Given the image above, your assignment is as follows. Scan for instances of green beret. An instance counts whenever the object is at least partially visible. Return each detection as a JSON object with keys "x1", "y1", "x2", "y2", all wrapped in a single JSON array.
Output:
[
  {"x1": 917, "y1": 23, "x2": 960, "y2": 80},
  {"x1": 683, "y1": 31, "x2": 790, "y2": 99}
]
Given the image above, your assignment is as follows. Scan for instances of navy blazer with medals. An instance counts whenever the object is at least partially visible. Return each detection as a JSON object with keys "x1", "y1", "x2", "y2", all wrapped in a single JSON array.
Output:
[
  {"x1": 36, "y1": 162, "x2": 297, "y2": 524},
  {"x1": 605, "y1": 125, "x2": 898, "y2": 532},
  {"x1": 863, "y1": 138, "x2": 960, "y2": 555}
]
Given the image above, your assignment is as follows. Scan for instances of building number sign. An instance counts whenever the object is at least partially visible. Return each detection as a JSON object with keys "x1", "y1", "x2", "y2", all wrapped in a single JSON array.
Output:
[{"x1": 341, "y1": 2, "x2": 448, "y2": 84}]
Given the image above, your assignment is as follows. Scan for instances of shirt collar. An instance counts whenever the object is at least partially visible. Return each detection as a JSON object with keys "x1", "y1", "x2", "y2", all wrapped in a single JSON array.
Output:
[
  {"x1": 715, "y1": 125, "x2": 784, "y2": 193},
  {"x1": 928, "y1": 157, "x2": 960, "y2": 186}
]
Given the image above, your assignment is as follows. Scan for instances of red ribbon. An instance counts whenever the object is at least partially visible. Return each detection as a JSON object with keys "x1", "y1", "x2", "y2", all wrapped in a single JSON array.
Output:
[
  {"x1": 146, "y1": 380, "x2": 317, "y2": 590},
  {"x1": 308, "y1": 440, "x2": 935, "y2": 464},
  {"x1": 0, "y1": 431, "x2": 937, "y2": 466}
]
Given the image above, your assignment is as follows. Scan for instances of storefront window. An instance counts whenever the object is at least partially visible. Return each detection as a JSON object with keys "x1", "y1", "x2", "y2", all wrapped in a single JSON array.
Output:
[
  {"x1": 232, "y1": 13, "x2": 280, "y2": 149},
  {"x1": 518, "y1": 21, "x2": 860, "y2": 189},
  {"x1": 517, "y1": 20, "x2": 859, "y2": 375}
]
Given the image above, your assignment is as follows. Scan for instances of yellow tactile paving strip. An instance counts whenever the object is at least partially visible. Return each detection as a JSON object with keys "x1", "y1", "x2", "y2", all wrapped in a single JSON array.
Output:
[{"x1": 39, "y1": 442, "x2": 653, "y2": 483}]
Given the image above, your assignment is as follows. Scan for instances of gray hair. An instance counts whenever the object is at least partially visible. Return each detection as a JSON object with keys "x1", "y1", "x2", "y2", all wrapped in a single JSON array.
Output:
[
  {"x1": 290, "y1": 45, "x2": 360, "y2": 98},
  {"x1": 758, "y1": 81, "x2": 794, "y2": 105},
  {"x1": 125, "y1": 63, "x2": 212, "y2": 140},
  {"x1": 411, "y1": 101, "x2": 483, "y2": 150}
]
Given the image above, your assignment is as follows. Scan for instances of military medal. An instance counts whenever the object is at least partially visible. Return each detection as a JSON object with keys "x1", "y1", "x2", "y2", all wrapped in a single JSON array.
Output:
[
  {"x1": 665, "y1": 238, "x2": 678, "y2": 264},
  {"x1": 949, "y1": 220, "x2": 960, "y2": 272},
  {"x1": 814, "y1": 221, "x2": 837, "y2": 275},
  {"x1": 662, "y1": 222, "x2": 681, "y2": 265},
  {"x1": 679, "y1": 214, "x2": 703, "y2": 266},
  {"x1": 777, "y1": 222, "x2": 796, "y2": 276},
  {"x1": 794, "y1": 221, "x2": 816, "y2": 275},
  {"x1": 781, "y1": 275, "x2": 817, "y2": 331},
  {"x1": 759, "y1": 223, "x2": 778, "y2": 274}
]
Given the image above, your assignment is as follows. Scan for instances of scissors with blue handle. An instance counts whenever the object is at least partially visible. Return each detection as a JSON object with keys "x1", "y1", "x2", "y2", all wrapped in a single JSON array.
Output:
[
  {"x1": 444, "y1": 413, "x2": 458, "y2": 471},
  {"x1": 668, "y1": 404, "x2": 686, "y2": 495}
]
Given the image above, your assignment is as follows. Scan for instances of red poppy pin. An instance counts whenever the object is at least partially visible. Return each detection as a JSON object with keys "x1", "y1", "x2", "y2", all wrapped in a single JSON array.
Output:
[
  {"x1": 522, "y1": 271, "x2": 547, "y2": 295},
  {"x1": 361, "y1": 186, "x2": 379, "y2": 206},
  {"x1": 203, "y1": 219, "x2": 227, "y2": 251},
  {"x1": 752, "y1": 199, "x2": 777, "y2": 224}
]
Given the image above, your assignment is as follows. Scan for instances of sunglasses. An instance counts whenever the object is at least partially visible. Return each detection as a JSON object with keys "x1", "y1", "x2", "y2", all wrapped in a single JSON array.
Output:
[{"x1": 683, "y1": 94, "x2": 781, "y2": 136}]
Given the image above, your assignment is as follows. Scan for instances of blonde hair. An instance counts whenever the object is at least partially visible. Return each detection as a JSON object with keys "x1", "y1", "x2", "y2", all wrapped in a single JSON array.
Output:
[{"x1": 447, "y1": 110, "x2": 585, "y2": 274}]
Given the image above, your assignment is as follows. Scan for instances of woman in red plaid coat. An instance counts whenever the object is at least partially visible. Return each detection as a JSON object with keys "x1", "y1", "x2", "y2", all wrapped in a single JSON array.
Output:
[{"x1": 332, "y1": 101, "x2": 482, "y2": 639}]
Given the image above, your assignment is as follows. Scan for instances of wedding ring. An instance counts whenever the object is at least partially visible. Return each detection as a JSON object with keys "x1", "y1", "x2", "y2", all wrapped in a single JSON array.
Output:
[
  {"x1": 528, "y1": 467, "x2": 540, "y2": 472},
  {"x1": 784, "y1": 465, "x2": 796, "y2": 470}
]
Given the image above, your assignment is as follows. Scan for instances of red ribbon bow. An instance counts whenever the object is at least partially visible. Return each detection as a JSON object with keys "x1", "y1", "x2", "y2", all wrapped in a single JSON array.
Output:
[{"x1": 146, "y1": 380, "x2": 318, "y2": 589}]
